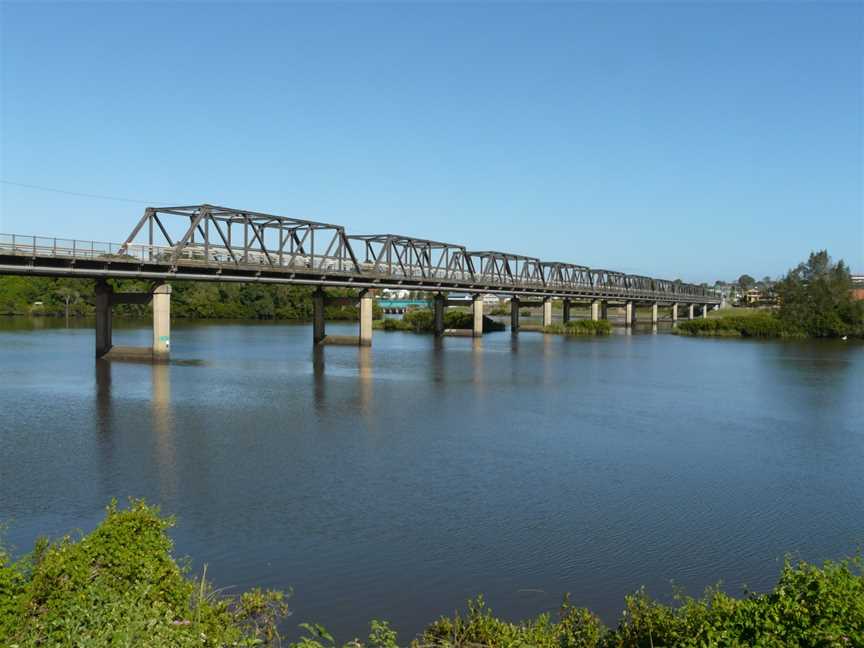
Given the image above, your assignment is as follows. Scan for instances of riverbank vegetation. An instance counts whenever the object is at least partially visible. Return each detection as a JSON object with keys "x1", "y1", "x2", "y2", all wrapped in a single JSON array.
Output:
[
  {"x1": 0, "y1": 277, "x2": 376, "y2": 321},
  {"x1": 676, "y1": 251, "x2": 863, "y2": 339},
  {"x1": 2, "y1": 501, "x2": 861, "y2": 647},
  {"x1": 543, "y1": 320, "x2": 612, "y2": 336}
]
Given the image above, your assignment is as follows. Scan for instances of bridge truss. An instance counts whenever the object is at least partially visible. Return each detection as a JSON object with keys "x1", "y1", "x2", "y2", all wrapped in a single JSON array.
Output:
[{"x1": 0, "y1": 204, "x2": 720, "y2": 304}]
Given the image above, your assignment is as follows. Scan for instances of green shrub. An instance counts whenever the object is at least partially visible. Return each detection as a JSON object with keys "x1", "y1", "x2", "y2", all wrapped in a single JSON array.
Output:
[
  {"x1": 0, "y1": 499, "x2": 289, "y2": 647},
  {"x1": 675, "y1": 312, "x2": 803, "y2": 338},
  {"x1": 544, "y1": 320, "x2": 612, "y2": 336},
  {"x1": 2, "y1": 506, "x2": 862, "y2": 648},
  {"x1": 373, "y1": 309, "x2": 504, "y2": 334}
]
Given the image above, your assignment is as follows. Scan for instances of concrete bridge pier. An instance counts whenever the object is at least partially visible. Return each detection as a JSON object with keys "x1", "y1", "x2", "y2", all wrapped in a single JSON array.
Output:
[
  {"x1": 473, "y1": 295, "x2": 484, "y2": 337},
  {"x1": 562, "y1": 299, "x2": 571, "y2": 324},
  {"x1": 359, "y1": 289, "x2": 373, "y2": 346},
  {"x1": 625, "y1": 301, "x2": 636, "y2": 327},
  {"x1": 510, "y1": 297, "x2": 520, "y2": 332},
  {"x1": 434, "y1": 293, "x2": 446, "y2": 337},
  {"x1": 313, "y1": 288, "x2": 326, "y2": 345},
  {"x1": 672, "y1": 303, "x2": 679, "y2": 322},
  {"x1": 591, "y1": 299, "x2": 607, "y2": 321},
  {"x1": 95, "y1": 281, "x2": 113, "y2": 358},
  {"x1": 152, "y1": 284, "x2": 171, "y2": 360},
  {"x1": 688, "y1": 304, "x2": 695, "y2": 320},
  {"x1": 703, "y1": 304, "x2": 710, "y2": 319},
  {"x1": 651, "y1": 302, "x2": 659, "y2": 325},
  {"x1": 312, "y1": 288, "x2": 373, "y2": 346},
  {"x1": 542, "y1": 298, "x2": 553, "y2": 328},
  {"x1": 94, "y1": 281, "x2": 170, "y2": 361}
]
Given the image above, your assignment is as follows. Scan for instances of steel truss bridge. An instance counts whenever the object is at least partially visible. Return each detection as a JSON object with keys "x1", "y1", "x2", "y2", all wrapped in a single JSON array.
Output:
[{"x1": 0, "y1": 204, "x2": 718, "y2": 304}]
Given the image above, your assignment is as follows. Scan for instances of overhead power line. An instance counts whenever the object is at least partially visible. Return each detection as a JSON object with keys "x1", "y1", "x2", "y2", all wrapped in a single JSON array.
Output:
[{"x1": 0, "y1": 180, "x2": 172, "y2": 205}]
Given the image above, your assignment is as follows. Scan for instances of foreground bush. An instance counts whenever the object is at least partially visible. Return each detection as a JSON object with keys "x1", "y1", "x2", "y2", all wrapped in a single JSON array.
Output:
[
  {"x1": 0, "y1": 500, "x2": 289, "y2": 647},
  {"x1": 544, "y1": 320, "x2": 612, "y2": 336},
  {"x1": 2, "y1": 502, "x2": 862, "y2": 647}
]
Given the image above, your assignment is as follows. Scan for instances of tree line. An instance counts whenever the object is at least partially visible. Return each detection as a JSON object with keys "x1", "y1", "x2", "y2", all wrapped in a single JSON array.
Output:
[{"x1": 0, "y1": 277, "x2": 374, "y2": 321}]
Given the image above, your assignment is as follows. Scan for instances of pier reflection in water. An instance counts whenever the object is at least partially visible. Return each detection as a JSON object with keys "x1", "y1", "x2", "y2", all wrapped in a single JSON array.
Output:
[{"x1": 1, "y1": 318, "x2": 862, "y2": 641}]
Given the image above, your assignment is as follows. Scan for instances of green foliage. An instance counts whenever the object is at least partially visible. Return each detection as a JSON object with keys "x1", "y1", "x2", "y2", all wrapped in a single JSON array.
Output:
[
  {"x1": 774, "y1": 250, "x2": 864, "y2": 338},
  {"x1": 0, "y1": 276, "x2": 381, "y2": 322},
  {"x1": 2, "y1": 506, "x2": 862, "y2": 647},
  {"x1": 373, "y1": 309, "x2": 505, "y2": 333},
  {"x1": 367, "y1": 620, "x2": 399, "y2": 648},
  {"x1": 0, "y1": 499, "x2": 289, "y2": 647},
  {"x1": 544, "y1": 320, "x2": 612, "y2": 336},
  {"x1": 738, "y1": 274, "x2": 756, "y2": 291},
  {"x1": 605, "y1": 557, "x2": 864, "y2": 647},
  {"x1": 675, "y1": 312, "x2": 802, "y2": 338}
]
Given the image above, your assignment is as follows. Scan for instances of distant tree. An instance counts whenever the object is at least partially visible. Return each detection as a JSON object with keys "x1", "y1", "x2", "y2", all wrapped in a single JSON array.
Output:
[
  {"x1": 55, "y1": 285, "x2": 80, "y2": 326},
  {"x1": 775, "y1": 250, "x2": 864, "y2": 337},
  {"x1": 737, "y1": 274, "x2": 756, "y2": 291}
]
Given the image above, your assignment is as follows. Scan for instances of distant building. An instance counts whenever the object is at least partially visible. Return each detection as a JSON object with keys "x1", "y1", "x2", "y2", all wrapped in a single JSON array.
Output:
[
  {"x1": 852, "y1": 275, "x2": 864, "y2": 301},
  {"x1": 744, "y1": 288, "x2": 763, "y2": 304}
]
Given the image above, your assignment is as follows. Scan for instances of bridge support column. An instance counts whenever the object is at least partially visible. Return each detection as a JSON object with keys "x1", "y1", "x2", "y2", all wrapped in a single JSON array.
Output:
[
  {"x1": 562, "y1": 299, "x2": 571, "y2": 324},
  {"x1": 473, "y1": 295, "x2": 484, "y2": 337},
  {"x1": 672, "y1": 303, "x2": 679, "y2": 322},
  {"x1": 625, "y1": 301, "x2": 635, "y2": 327},
  {"x1": 359, "y1": 289, "x2": 373, "y2": 346},
  {"x1": 313, "y1": 288, "x2": 326, "y2": 345},
  {"x1": 510, "y1": 297, "x2": 520, "y2": 333},
  {"x1": 95, "y1": 281, "x2": 113, "y2": 359},
  {"x1": 688, "y1": 304, "x2": 695, "y2": 320},
  {"x1": 591, "y1": 299, "x2": 607, "y2": 321},
  {"x1": 703, "y1": 304, "x2": 709, "y2": 319},
  {"x1": 433, "y1": 293, "x2": 446, "y2": 337},
  {"x1": 651, "y1": 302, "x2": 659, "y2": 325},
  {"x1": 152, "y1": 284, "x2": 171, "y2": 360},
  {"x1": 542, "y1": 298, "x2": 553, "y2": 328}
]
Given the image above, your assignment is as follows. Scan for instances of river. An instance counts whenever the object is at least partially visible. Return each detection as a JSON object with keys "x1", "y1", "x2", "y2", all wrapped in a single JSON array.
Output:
[{"x1": 1, "y1": 318, "x2": 862, "y2": 640}]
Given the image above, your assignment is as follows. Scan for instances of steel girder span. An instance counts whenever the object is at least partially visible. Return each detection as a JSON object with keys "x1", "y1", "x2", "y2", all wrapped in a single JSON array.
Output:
[{"x1": 0, "y1": 203, "x2": 720, "y2": 303}]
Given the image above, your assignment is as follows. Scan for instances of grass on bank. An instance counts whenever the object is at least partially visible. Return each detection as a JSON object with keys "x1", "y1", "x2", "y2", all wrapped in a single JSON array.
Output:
[
  {"x1": 2, "y1": 500, "x2": 863, "y2": 647},
  {"x1": 543, "y1": 320, "x2": 612, "y2": 336},
  {"x1": 674, "y1": 311, "x2": 805, "y2": 339}
]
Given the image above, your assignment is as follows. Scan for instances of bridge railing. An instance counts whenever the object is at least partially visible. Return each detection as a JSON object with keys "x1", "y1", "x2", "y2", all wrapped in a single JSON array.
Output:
[{"x1": 0, "y1": 233, "x2": 157, "y2": 262}]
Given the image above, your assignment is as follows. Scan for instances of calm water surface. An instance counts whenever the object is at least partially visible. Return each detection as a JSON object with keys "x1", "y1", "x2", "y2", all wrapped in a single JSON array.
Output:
[{"x1": 1, "y1": 318, "x2": 862, "y2": 640}]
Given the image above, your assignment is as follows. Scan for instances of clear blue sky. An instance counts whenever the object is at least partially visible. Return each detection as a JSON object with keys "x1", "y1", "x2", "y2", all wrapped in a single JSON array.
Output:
[{"x1": 1, "y1": 2, "x2": 861, "y2": 283}]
